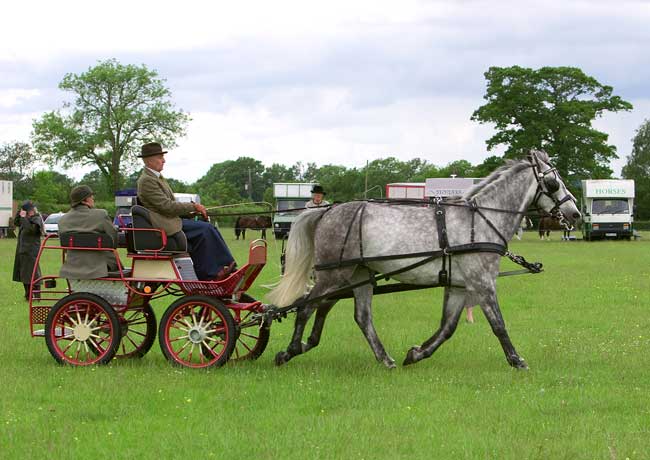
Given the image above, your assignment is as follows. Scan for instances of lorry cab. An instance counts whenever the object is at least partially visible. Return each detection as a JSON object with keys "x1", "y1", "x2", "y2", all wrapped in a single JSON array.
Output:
[
  {"x1": 581, "y1": 180, "x2": 635, "y2": 240},
  {"x1": 272, "y1": 182, "x2": 316, "y2": 239}
]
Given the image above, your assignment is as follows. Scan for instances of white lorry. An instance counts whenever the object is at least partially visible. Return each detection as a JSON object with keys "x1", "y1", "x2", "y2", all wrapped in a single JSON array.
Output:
[
  {"x1": 581, "y1": 179, "x2": 635, "y2": 240},
  {"x1": 272, "y1": 182, "x2": 316, "y2": 239},
  {"x1": 0, "y1": 180, "x2": 13, "y2": 236}
]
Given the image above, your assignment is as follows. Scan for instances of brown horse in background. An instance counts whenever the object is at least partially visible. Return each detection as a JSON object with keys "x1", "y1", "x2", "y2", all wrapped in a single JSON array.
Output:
[
  {"x1": 538, "y1": 215, "x2": 574, "y2": 240},
  {"x1": 235, "y1": 215, "x2": 272, "y2": 240}
]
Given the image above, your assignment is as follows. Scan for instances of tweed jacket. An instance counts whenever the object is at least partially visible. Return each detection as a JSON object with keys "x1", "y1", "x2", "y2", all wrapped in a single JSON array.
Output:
[
  {"x1": 137, "y1": 168, "x2": 195, "y2": 235},
  {"x1": 58, "y1": 205, "x2": 119, "y2": 280}
]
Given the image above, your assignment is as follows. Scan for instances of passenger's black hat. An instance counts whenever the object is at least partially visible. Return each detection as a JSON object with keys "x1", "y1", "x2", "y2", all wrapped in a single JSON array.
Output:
[
  {"x1": 139, "y1": 142, "x2": 167, "y2": 158},
  {"x1": 21, "y1": 200, "x2": 35, "y2": 211},
  {"x1": 311, "y1": 184, "x2": 326, "y2": 195}
]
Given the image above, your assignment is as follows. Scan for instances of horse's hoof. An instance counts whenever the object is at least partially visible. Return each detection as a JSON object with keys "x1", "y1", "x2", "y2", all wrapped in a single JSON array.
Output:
[
  {"x1": 509, "y1": 357, "x2": 529, "y2": 370},
  {"x1": 403, "y1": 346, "x2": 421, "y2": 366},
  {"x1": 274, "y1": 351, "x2": 291, "y2": 366},
  {"x1": 383, "y1": 358, "x2": 397, "y2": 369}
]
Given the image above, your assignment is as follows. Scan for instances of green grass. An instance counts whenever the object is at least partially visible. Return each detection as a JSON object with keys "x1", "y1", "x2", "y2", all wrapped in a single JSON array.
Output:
[{"x1": 1, "y1": 229, "x2": 650, "y2": 459}]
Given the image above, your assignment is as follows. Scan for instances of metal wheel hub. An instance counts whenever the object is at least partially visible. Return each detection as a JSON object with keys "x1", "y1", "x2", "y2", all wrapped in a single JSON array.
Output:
[
  {"x1": 74, "y1": 324, "x2": 92, "y2": 341},
  {"x1": 188, "y1": 327, "x2": 207, "y2": 344}
]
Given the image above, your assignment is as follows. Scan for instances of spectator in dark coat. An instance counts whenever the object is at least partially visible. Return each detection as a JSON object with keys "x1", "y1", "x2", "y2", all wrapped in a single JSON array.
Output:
[{"x1": 12, "y1": 200, "x2": 44, "y2": 300}]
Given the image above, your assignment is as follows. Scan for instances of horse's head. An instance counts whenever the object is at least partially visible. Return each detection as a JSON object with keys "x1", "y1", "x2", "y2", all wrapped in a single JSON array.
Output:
[{"x1": 528, "y1": 150, "x2": 581, "y2": 228}]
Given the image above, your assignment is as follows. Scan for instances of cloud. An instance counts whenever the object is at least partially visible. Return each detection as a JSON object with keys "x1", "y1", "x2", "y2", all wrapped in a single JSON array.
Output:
[{"x1": 1, "y1": 0, "x2": 649, "y2": 182}]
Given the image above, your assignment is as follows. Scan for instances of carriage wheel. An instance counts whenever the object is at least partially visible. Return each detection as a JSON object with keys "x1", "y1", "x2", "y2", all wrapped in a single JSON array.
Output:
[
  {"x1": 159, "y1": 296, "x2": 236, "y2": 368},
  {"x1": 45, "y1": 293, "x2": 121, "y2": 366},
  {"x1": 115, "y1": 303, "x2": 157, "y2": 359},
  {"x1": 230, "y1": 294, "x2": 270, "y2": 362}
]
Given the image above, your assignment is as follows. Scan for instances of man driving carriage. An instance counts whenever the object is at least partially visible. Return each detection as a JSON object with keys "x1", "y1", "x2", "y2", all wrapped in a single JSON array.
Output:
[{"x1": 136, "y1": 142, "x2": 235, "y2": 281}]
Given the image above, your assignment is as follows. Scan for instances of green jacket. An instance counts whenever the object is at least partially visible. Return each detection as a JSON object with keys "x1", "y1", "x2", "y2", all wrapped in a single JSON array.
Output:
[
  {"x1": 136, "y1": 168, "x2": 195, "y2": 235},
  {"x1": 58, "y1": 205, "x2": 119, "y2": 279}
]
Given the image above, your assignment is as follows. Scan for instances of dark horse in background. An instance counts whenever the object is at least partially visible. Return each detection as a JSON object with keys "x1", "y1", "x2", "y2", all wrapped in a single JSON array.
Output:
[
  {"x1": 538, "y1": 214, "x2": 574, "y2": 240},
  {"x1": 235, "y1": 215, "x2": 272, "y2": 240}
]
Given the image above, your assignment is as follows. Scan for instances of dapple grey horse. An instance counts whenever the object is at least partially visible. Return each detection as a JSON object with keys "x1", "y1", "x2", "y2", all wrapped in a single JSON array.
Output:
[{"x1": 267, "y1": 150, "x2": 581, "y2": 369}]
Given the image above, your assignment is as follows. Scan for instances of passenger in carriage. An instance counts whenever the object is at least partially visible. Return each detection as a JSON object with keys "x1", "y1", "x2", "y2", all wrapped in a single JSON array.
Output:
[
  {"x1": 58, "y1": 185, "x2": 119, "y2": 279},
  {"x1": 136, "y1": 142, "x2": 235, "y2": 281}
]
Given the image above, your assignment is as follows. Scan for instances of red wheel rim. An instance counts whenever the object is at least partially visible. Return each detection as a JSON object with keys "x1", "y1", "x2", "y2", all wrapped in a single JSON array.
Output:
[
  {"x1": 231, "y1": 310, "x2": 265, "y2": 361},
  {"x1": 163, "y1": 302, "x2": 231, "y2": 368},
  {"x1": 116, "y1": 307, "x2": 154, "y2": 358},
  {"x1": 49, "y1": 299, "x2": 116, "y2": 365}
]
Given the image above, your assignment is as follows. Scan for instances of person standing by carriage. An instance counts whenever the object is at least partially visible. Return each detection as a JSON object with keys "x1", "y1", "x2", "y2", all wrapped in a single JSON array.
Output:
[
  {"x1": 12, "y1": 200, "x2": 44, "y2": 300},
  {"x1": 136, "y1": 142, "x2": 235, "y2": 281},
  {"x1": 305, "y1": 184, "x2": 329, "y2": 208}
]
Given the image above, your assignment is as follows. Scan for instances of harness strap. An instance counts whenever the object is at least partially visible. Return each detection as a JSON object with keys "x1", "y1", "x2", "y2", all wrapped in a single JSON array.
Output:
[{"x1": 314, "y1": 242, "x2": 506, "y2": 271}]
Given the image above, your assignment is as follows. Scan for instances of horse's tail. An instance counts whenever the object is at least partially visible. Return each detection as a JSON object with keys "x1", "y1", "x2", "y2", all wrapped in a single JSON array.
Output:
[{"x1": 267, "y1": 208, "x2": 328, "y2": 307}]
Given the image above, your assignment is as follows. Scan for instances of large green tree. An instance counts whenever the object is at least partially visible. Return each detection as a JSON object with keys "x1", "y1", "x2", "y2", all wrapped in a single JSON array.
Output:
[
  {"x1": 31, "y1": 59, "x2": 190, "y2": 193},
  {"x1": 471, "y1": 66, "x2": 632, "y2": 183},
  {"x1": 622, "y1": 119, "x2": 650, "y2": 219},
  {"x1": 0, "y1": 141, "x2": 36, "y2": 199},
  {"x1": 195, "y1": 157, "x2": 265, "y2": 202}
]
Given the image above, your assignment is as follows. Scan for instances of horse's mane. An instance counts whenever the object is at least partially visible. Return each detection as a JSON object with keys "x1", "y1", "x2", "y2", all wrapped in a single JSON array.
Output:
[{"x1": 462, "y1": 159, "x2": 530, "y2": 201}]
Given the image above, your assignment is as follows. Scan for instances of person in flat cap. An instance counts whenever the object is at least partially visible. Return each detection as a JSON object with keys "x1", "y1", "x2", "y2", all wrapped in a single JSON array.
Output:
[
  {"x1": 12, "y1": 200, "x2": 44, "y2": 300},
  {"x1": 305, "y1": 184, "x2": 330, "y2": 208},
  {"x1": 136, "y1": 142, "x2": 235, "y2": 280},
  {"x1": 57, "y1": 185, "x2": 119, "y2": 279}
]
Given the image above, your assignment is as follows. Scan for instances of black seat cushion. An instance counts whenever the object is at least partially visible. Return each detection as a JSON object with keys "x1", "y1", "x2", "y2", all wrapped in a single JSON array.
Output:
[
  {"x1": 59, "y1": 232, "x2": 116, "y2": 249},
  {"x1": 128, "y1": 205, "x2": 187, "y2": 253}
]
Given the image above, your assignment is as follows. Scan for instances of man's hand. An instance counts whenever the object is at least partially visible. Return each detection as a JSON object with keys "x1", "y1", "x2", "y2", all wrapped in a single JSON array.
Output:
[{"x1": 193, "y1": 203, "x2": 208, "y2": 220}]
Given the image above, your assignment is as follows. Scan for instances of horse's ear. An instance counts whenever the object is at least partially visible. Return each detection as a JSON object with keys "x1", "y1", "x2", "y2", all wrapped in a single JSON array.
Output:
[{"x1": 536, "y1": 150, "x2": 550, "y2": 162}]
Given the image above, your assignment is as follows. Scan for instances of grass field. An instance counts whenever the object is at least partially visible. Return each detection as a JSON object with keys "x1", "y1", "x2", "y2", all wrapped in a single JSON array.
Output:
[{"x1": 1, "y1": 229, "x2": 650, "y2": 459}]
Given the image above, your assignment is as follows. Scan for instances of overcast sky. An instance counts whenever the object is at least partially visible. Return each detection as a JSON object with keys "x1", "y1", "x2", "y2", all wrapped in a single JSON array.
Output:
[{"x1": 1, "y1": 0, "x2": 649, "y2": 182}]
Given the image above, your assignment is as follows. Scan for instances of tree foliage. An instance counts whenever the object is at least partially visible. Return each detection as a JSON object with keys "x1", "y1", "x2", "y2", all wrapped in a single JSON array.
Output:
[
  {"x1": 31, "y1": 59, "x2": 190, "y2": 193},
  {"x1": 471, "y1": 66, "x2": 632, "y2": 183},
  {"x1": 0, "y1": 142, "x2": 36, "y2": 199},
  {"x1": 622, "y1": 119, "x2": 650, "y2": 219}
]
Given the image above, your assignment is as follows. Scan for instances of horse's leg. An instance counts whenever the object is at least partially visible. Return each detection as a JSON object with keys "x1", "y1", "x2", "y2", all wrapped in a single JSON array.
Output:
[
  {"x1": 480, "y1": 293, "x2": 528, "y2": 369},
  {"x1": 262, "y1": 228, "x2": 266, "y2": 239},
  {"x1": 242, "y1": 228, "x2": 246, "y2": 240},
  {"x1": 302, "y1": 301, "x2": 336, "y2": 352},
  {"x1": 403, "y1": 287, "x2": 465, "y2": 366},
  {"x1": 274, "y1": 298, "x2": 318, "y2": 366},
  {"x1": 352, "y1": 284, "x2": 396, "y2": 368}
]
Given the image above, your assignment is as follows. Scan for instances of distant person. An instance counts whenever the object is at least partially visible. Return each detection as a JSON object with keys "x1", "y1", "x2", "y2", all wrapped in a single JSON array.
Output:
[
  {"x1": 58, "y1": 185, "x2": 119, "y2": 279},
  {"x1": 305, "y1": 184, "x2": 330, "y2": 208},
  {"x1": 12, "y1": 200, "x2": 44, "y2": 300},
  {"x1": 136, "y1": 142, "x2": 235, "y2": 280}
]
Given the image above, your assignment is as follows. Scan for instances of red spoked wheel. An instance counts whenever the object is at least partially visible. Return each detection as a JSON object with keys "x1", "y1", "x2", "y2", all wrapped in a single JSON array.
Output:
[
  {"x1": 230, "y1": 294, "x2": 270, "y2": 362},
  {"x1": 45, "y1": 293, "x2": 121, "y2": 366},
  {"x1": 115, "y1": 303, "x2": 157, "y2": 359},
  {"x1": 159, "y1": 295, "x2": 236, "y2": 368}
]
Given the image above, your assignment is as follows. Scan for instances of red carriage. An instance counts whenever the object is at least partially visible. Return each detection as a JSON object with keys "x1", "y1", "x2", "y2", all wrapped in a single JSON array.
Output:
[{"x1": 28, "y1": 206, "x2": 269, "y2": 368}]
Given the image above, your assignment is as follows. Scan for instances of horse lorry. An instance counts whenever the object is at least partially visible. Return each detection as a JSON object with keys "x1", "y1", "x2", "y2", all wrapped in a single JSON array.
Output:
[
  {"x1": 272, "y1": 182, "x2": 316, "y2": 239},
  {"x1": 0, "y1": 180, "x2": 13, "y2": 237},
  {"x1": 581, "y1": 179, "x2": 635, "y2": 240}
]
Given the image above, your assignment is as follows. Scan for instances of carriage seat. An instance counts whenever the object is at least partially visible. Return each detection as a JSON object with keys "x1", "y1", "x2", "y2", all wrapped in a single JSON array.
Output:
[
  {"x1": 59, "y1": 231, "x2": 115, "y2": 249},
  {"x1": 128, "y1": 205, "x2": 188, "y2": 254}
]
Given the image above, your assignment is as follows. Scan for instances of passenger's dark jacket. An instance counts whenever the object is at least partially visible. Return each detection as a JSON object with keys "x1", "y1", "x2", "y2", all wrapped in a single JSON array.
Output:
[{"x1": 12, "y1": 213, "x2": 43, "y2": 284}]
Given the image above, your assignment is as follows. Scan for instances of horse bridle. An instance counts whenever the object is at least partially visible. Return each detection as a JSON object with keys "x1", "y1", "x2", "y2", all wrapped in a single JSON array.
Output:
[{"x1": 528, "y1": 151, "x2": 576, "y2": 227}]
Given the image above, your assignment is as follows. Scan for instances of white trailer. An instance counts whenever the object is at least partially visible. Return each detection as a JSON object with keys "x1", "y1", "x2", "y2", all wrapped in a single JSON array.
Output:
[
  {"x1": 0, "y1": 181, "x2": 13, "y2": 235},
  {"x1": 386, "y1": 178, "x2": 482, "y2": 201},
  {"x1": 581, "y1": 179, "x2": 635, "y2": 240}
]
